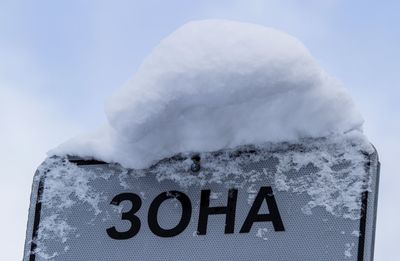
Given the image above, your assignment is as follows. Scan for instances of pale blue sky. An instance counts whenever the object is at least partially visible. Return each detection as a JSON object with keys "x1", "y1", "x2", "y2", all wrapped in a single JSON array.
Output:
[{"x1": 1, "y1": 1, "x2": 399, "y2": 260}]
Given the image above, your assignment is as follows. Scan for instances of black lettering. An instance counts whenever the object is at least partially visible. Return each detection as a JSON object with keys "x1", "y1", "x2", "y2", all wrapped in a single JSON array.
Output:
[
  {"x1": 106, "y1": 193, "x2": 142, "y2": 240},
  {"x1": 240, "y1": 186, "x2": 285, "y2": 233},
  {"x1": 148, "y1": 191, "x2": 192, "y2": 237},
  {"x1": 197, "y1": 189, "x2": 238, "y2": 235}
]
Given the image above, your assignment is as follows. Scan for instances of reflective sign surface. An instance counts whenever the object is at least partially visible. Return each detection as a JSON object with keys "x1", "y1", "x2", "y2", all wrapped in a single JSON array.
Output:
[{"x1": 24, "y1": 138, "x2": 379, "y2": 261}]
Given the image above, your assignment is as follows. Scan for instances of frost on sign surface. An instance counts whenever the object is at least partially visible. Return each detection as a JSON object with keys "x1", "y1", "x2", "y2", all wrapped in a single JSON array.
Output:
[
  {"x1": 25, "y1": 133, "x2": 378, "y2": 261},
  {"x1": 151, "y1": 133, "x2": 374, "y2": 220}
]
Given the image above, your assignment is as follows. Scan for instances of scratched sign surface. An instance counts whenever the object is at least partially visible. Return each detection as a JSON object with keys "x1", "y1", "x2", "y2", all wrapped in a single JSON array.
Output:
[{"x1": 24, "y1": 137, "x2": 379, "y2": 261}]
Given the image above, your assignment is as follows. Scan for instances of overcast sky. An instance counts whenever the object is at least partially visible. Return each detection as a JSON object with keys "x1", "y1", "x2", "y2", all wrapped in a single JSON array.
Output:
[{"x1": 1, "y1": 1, "x2": 399, "y2": 260}]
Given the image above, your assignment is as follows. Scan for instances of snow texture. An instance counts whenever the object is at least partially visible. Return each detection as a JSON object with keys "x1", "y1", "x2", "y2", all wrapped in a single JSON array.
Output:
[
  {"x1": 148, "y1": 132, "x2": 374, "y2": 220},
  {"x1": 31, "y1": 157, "x2": 118, "y2": 259},
  {"x1": 37, "y1": 157, "x2": 112, "y2": 215},
  {"x1": 51, "y1": 19, "x2": 364, "y2": 169}
]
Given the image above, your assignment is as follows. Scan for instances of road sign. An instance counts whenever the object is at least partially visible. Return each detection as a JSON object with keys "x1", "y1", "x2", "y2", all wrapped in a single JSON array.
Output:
[{"x1": 24, "y1": 137, "x2": 379, "y2": 260}]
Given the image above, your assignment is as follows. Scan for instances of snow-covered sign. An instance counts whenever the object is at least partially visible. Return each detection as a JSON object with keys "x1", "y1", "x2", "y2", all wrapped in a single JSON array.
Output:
[
  {"x1": 24, "y1": 136, "x2": 379, "y2": 261},
  {"x1": 24, "y1": 20, "x2": 379, "y2": 261}
]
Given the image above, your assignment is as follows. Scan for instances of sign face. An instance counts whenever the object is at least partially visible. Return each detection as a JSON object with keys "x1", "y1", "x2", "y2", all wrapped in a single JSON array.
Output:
[{"x1": 24, "y1": 138, "x2": 379, "y2": 261}]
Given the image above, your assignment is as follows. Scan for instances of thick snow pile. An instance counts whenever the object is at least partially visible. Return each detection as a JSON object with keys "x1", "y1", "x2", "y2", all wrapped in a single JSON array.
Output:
[{"x1": 52, "y1": 20, "x2": 364, "y2": 169}]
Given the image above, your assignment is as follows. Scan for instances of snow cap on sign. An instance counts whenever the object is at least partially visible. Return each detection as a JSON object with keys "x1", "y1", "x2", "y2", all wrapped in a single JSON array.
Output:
[{"x1": 51, "y1": 19, "x2": 364, "y2": 169}]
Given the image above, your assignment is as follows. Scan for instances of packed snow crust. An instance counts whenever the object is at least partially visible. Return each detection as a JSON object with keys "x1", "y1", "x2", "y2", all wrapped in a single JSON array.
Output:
[{"x1": 51, "y1": 20, "x2": 364, "y2": 169}]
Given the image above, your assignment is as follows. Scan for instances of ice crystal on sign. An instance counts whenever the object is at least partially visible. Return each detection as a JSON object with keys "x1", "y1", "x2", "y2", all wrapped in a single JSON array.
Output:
[
  {"x1": 256, "y1": 228, "x2": 269, "y2": 240},
  {"x1": 344, "y1": 242, "x2": 356, "y2": 258},
  {"x1": 38, "y1": 157, "x2": 110, "y2": 215},
  {"x1": 33, "y1": 157, "x2": 114, "y2": 259}
]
